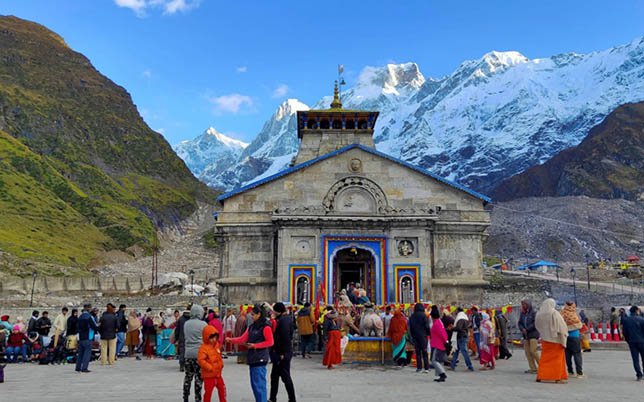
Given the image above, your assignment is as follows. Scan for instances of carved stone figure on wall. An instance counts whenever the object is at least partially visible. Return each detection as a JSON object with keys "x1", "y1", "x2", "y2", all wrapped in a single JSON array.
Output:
[
  {"x1": 398, "y1": 240, "x2": 414, "y2": 256},
  {"x1": 349, "y1": 158, "x2": 362, "y2": 173}
]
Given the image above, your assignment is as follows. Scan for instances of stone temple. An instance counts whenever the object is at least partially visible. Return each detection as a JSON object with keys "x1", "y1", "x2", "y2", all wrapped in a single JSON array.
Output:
[{"x1": 214, "y1": 83, "x2": 491, "y2": 306}]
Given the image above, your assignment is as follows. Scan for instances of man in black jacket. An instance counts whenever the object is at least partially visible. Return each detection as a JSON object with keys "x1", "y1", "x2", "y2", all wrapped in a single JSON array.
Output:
[
  {"x1": 75, "y1": 303, "x2": 98, "y2": 373},
  {"x1": 269, "y1": 302, "x2": 296, "y2": 402},
  {"x1": 518, "y1": 299, "x2": 540, "y2": 374},
  {"x1": 622, "y1": 305, "x2": 644, "y2": 381},
  {"x1": 28, "y1": 310, "x2": 39, "y2": 334},
  {"x1": 409, "y1": 303, "x2": 430, "y2": 373},
  {"x1": 66, "y1": 309, "x2": 79, "y2": 336},
  {"x1": 36, "y1": 311, "x2": 52, "y2": 337},
  {"x1": 99, "y1": 303, "x2": 118, "y2": 365}
]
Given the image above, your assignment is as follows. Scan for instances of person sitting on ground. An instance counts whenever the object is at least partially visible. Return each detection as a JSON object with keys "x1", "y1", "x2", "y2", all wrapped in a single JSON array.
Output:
[
  {"x1": 6, "y1": 325, "x2": 29, "y2": 363},
  {"x1": 27, "y1": 332, "x2": 42, "y2": 362}
]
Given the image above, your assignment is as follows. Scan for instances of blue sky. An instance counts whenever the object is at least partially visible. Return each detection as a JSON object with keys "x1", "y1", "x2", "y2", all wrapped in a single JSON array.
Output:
[{"x1": 2, "y1": 0, "x2": 643, "y2": 145}]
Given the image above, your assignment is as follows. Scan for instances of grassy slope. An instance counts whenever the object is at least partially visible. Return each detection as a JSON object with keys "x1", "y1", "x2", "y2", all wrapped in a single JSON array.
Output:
[
  {"x1": 0, "y1": 129, "x2": 109, "y2": 268},
  {"x1": 0, "y1": 16, "x2": 213, "y2": 271}
]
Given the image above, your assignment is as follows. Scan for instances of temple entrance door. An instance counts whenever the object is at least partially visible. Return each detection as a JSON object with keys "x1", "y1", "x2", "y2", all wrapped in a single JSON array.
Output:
[{"x1": 333, "y1": 247, "x2": 376, "y2": 302}]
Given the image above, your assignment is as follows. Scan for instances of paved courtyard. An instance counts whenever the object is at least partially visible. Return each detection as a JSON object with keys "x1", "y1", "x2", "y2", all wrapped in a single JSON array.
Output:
[{"x1": 2, "y1": 347, "x2": 642, "y2": 401}]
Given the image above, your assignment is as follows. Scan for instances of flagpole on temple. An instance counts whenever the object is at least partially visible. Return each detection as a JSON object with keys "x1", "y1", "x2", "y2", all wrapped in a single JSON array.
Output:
[{"x1": 338, "y1": 64, "x2": 345, "y2": 103}]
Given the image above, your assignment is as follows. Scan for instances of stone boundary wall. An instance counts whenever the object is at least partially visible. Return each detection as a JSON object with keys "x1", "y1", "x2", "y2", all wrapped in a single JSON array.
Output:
[{"x1": 0, "y1": 275, "x2": 150, "y2": 296}]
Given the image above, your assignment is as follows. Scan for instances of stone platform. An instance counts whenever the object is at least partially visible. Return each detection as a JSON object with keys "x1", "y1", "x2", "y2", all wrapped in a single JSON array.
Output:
[{"x1": 2, "y1": 347, "x2": 643, "y2": 401}]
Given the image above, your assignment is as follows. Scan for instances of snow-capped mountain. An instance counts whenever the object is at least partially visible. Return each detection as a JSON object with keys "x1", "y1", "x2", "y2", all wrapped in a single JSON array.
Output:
[
  {"x1": 204, "y1": 98, "x2": 309, "y2": 189},
  {"x1": 179, "y1": 37, "x2": 644, "y2": 194},
  {"x1": 173, "y1": 127, "x2": 248, "y2": 183}
]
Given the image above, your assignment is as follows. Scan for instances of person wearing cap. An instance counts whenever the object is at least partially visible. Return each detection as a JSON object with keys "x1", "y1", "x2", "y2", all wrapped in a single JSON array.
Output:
[
  {"x1": 269, "y1": 302, "x2": 296, "y2": 402},
  {"x1": 183, "y1": 304, "x2": 208, "y2": 402},
  {"x1": 6, "y1": 325, "x2": 29, "y2": 363},
  {"x1": 75, "y1": 303, "x2": 98, "y2": 373}
]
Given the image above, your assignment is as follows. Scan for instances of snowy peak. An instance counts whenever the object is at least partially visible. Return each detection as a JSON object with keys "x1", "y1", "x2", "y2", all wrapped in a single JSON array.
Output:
[
  {"x1": 202, "y1": 127, "x2": 248, "y2": 150},
  {"x1": 352, "y1": 62, "x2": 425, "y2": 99},
  {"x1": 173, "y1": 127, "x2": 247, "y2": 177},
  {"x1": 177, "y1": 37, "x2": 644, "y2": 195},
  {"x1": 480, "y1": 50, "x2": 528, "y2": 69},
  {"x1": 273, "y1": 98, "x2": 309, "y2": 121}
]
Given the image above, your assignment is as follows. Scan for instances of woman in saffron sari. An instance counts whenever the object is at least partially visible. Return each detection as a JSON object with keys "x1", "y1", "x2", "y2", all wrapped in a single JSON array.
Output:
[
  {"x1": 322, "y1": 307, "x2": 342, "y2": 369},
  {"x1": 387, "y1": 308, "x2": 408, "y2": 366},
  {"x1": 535, "y1": 298, "x2": 569, "y2": 383},
  {"x1": 479, "y1": 312, "x2": 496, "y2": 370}
]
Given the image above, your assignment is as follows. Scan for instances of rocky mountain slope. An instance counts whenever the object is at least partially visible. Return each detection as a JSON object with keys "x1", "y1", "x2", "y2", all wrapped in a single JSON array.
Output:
[
  {"x1": 484, "y1": 196, "x2": 643, "y2": 263},
  {"x1": 492, "y1": 102, "x2": 644, "y2": 201},
  {"x1": 0, "y1": 16, "x2": 213, "y2": 269},
  {"x1": 180, "y1": 38, "x2": 644, "y2": 194}
]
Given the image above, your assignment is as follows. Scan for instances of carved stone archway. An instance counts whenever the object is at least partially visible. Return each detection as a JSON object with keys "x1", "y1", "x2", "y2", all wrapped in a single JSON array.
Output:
[{"x1": 322, "y1": 176, "x2": 388, "y2": 214}]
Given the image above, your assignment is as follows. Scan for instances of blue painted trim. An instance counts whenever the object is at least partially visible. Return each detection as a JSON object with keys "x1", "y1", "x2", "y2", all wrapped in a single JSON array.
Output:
[
  {"x1": 216, "y1": 144, "x2": 491, "y2": 204},
  {"x1": 393, "y1": 263, "x2": 422, "y2": 302}
]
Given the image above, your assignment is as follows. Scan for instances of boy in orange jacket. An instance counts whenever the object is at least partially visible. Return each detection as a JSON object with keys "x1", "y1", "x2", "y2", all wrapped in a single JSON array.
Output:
[{"x1": 198, "y1": 325, "x2": 226, "y2": 402}]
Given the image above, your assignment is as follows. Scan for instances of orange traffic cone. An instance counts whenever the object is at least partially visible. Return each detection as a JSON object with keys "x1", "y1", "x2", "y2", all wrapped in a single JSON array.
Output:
[
  {"x1": 589, "y1": 322, "x2": 597, "y2": 341},
  {"x1": 612, "y1": 324, "x2": 620, "y2": 342},
  {"x1": 597, "y1": 323, "x2": 604, "y2": 342},
  {"x1": 604, "y1": 322, "x2": 611, "y2": 342}
]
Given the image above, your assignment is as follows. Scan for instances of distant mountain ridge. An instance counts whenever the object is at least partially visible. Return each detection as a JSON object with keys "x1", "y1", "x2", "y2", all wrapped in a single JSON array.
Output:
[
  {"x1": 177, "y1": 37, "x2": 644, "y2": 194},
  {"x1": 0, "y1": 16, "x2": 212, "y2": 269},
  {"x1": 492, "y1": 102, "x2": 644, "y2": 201}
]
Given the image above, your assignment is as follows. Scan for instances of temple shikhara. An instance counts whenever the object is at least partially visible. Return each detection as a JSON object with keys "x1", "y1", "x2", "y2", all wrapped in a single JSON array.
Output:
[{"x1": 214, "y1": 81, "x2": 491, "y2": 306}]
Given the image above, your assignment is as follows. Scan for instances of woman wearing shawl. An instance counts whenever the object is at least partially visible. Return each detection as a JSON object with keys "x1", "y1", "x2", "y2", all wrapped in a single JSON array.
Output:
[
  {"x1": 535, "y1": 299, "x2": 569, "y2": 383},
  {"x1": 387, "y1": 308, "x2": 408, "y2": 367},
  {"x1": 478, "y1": 312, "x2": 496, "y2": 370},
  {"x1": 126, "y1": 310, "x2": 141, "y2": 357},
  {"x1": 561, "y1": 301, "x2": 584, "y2": 378}
]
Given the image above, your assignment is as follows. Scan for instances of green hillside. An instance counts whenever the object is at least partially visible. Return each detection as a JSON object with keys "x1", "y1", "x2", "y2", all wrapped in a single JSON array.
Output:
[{"x1": 0, "y1": 16, "x2": 213, "y2": 272}]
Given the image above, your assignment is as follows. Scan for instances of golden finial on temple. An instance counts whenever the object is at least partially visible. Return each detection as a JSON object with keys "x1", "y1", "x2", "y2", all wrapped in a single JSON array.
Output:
[{"x1": 330, "y1": 80, "x2": 342, "y2": 109}]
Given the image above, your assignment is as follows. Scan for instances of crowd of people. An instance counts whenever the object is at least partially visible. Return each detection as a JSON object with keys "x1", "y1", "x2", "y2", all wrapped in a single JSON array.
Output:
[{"x1": 2, "y1": 299, "x2": 644, "y2": 400}]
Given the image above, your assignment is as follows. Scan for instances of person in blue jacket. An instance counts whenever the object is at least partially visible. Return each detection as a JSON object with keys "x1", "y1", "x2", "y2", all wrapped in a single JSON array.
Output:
[
  {"x1": 621, "y1": 305, "x2": 644, "y2": 381},
  {"x1": 75, "y1": 303, "x2": 98, "y2": 373}
]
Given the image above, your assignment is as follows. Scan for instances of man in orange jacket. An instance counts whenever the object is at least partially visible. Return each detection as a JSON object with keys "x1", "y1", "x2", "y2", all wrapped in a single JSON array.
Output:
[{"x1": 198, "y1": 325, "x2": 226, "y2": 402}]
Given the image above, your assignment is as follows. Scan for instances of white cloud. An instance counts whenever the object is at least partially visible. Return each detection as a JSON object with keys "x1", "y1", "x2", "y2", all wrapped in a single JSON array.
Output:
[
  {"x1": 236, "y1": 66, "x2": 248, "y2": 73},
  {"x1": 155, "y1": 128, "x2": 166, "y2": 135},
  {"x1": 208, "y1": 94, "x2": 254, "y2": 114},
  {"x1": 114, "y1": 0, "x2": 201, "y2": 17},
  {"x1": 272, "y1": 84, "x2": 289, "y2": 98},
  {"x1": 142, "y1": 70, "x2": 152, "y2": 79}
]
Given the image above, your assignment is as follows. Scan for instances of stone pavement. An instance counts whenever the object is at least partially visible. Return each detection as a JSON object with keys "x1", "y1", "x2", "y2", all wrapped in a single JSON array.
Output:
[{"x1": 2, "y1": 348, "x2": 642, "y2": 401}]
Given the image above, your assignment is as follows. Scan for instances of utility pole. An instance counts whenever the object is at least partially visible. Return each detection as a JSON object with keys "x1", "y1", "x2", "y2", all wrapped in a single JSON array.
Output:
[{"x1": 30, "y1": 271, "x2": 37, "y2": 307}]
